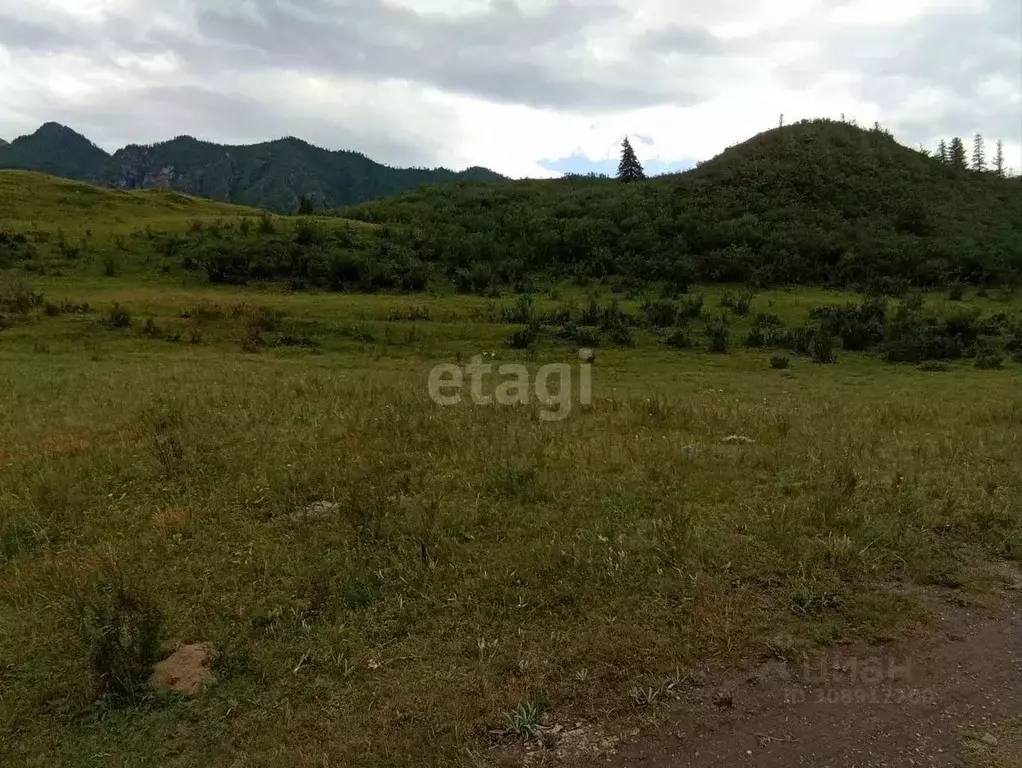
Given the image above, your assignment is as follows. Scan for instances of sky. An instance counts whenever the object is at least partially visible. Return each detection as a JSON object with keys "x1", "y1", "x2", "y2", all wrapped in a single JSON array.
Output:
[{"x1": 0, "y1": 0, "x2": 1020, "y2": 178}]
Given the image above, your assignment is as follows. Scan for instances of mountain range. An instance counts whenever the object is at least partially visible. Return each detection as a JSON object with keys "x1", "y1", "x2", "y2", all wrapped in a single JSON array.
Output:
[{"x1": 0, "y1": 123, "x2": 506, "y2": 213}]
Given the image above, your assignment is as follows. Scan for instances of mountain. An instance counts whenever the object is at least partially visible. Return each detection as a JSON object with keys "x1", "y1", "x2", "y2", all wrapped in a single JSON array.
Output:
[
  {"x1": 0, "y1": 123, "x2": 110, "y2": 181},
  {"x1": 0, "y1": 124, "x2": 506, "y2": 213},
  {"x1": 341, "y1": 118, "x2": 1022, "y2": 287}
]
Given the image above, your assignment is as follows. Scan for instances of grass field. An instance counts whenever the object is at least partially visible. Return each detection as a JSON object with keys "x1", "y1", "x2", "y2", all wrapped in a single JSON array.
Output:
[{"x1": 2, "y1": 266, "x2": 1021, "y2": 766}]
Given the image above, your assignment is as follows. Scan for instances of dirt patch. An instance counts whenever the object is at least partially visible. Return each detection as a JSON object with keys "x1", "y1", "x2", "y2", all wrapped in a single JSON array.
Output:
[
  {"x1": 151, "y1": 643, "x2": 216, "y2": 695},
  {"x1": 40, "y1": 431, "x2": 92, "y2": 458},
  {"x1": 151, "y1": 507, "x2": 192, "y2": 531},
  {"x1": 574, "y1": 585, "x2": 1021, "y2": 768}
]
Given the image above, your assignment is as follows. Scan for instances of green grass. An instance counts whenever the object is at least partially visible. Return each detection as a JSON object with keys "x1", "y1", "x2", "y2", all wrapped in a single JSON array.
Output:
[{"x1": 2, "y1": 273, "x2": 1021, "y2": 766}]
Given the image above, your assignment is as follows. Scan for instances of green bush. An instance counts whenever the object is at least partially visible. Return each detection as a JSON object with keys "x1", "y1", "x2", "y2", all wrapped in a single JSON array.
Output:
[
  {"x1": 704, "y1": 315, "x2": 730, "y2": 353},
  {"x1": 810, "y1": 329, "x2": 837, "y2": 363},
  {"x1": 770, "y1": 355, "x2": 790, "y2": 369}
]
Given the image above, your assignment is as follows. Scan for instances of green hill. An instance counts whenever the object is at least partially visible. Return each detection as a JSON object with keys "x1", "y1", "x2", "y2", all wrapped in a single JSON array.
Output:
[
  {"x1": 0, "y1": 170, "x2": 264, "y2": 230},
  {"x1": 0, "y1": 124, "x2": 506, "y2": 214},
  {"x1": 341, "y1": 119, "x2": 1022, "y2": 288}
]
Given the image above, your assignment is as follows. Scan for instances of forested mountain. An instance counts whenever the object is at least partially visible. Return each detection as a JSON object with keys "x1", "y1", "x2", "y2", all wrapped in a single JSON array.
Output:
[
  {"x1": 341, "y1": 119, "x2": 1022, "y2": 288},
  {"x1": 0, "y1": 123, "x2": 506, "y2": 213}
]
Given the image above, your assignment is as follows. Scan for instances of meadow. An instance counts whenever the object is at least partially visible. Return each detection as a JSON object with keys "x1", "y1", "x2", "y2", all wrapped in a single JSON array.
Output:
[{"x1": 1, "y1": 172, "x2": 1021, "y2": 766}]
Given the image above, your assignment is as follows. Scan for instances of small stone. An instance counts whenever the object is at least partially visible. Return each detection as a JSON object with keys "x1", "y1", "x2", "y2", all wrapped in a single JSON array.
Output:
[
  {"x1": 979, "y1": 733, "x2": 998, "y2": 746},
  {"x1": 721, "y1": 435, "x2": 755, "y2": 445}
]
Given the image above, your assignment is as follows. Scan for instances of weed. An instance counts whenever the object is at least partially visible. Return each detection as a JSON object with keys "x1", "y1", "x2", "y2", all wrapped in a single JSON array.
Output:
[
  {"x1": 500, "y1": 701, "x2": 544, "y2": 740},
  {"x1": 770, "y1": 355, "x2": 790, "y2": 369},
  {"x1": 80, "y1": 574, "x2": 164, "y2": 702}
]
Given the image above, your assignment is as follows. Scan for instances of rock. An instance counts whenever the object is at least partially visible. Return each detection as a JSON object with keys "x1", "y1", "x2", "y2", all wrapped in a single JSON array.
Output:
[
  {"x1": 979, "y1": 733, "x2": 998, "y2": 746},
  {"x1": 577, "y1": 348, "x2": 595, "y2": 363},
  {"x1": 681, "y1": 444, "x2": 701, "y2": 457},
  {"x1": 290, "y1": 500, "x2": 340, "y2": 521},
  {"x1": 151, "y1": 643, "x2": 216, "y2": 694},
  {"x1": 721, "y1": 435, "x2": 755, "y2": 445}
]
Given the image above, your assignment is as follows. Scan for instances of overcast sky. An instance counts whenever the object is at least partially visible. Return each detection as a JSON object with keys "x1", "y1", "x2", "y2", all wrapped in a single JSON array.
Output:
[{"x1": 0, "y1": 0, "x2": 1019, "y2": 177}]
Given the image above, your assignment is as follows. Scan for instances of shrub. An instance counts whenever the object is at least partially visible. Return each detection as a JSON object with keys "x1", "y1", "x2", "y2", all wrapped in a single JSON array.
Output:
[
  {"x1": 102, "y1": 253, "x2": 120, "y2": 277},
  {"x1": 882, "y1": 308, "x2": 980, "y2": 363},
  {"x1": 665, "y1": 327, "x2": 692, "y2": 349},
  {"x1": 603, "y1": 320, "x2": 633, "y2": 346},
  {"x1": 786, "y1": 326, "x2": 815, "y2": 356},
  {"x1": 809, "y1": 329, "x2": 837, "y2": 363},
  {"x1": 947, "y1": 283, "x2": 965, "y2": 301},
  {"x1": 770, "y1": 355, "x2": 790, "y2": 369},
  {"x1": 721, "y1": 288, "x2": 756, "y2": 315},
  {"x1": 809, "y1": 297, "x2": 885, "y2": 351},
  {"x1": 502, "y1": 294, "x2": 535, "y2": 324},
  {"x1": 974, "y1": 348, "x2": 1004, "y2": 370},
  {"x1": 557, "y1": 321, "x2": 600, "y2": 348},
  {"x1": 704, "y1": 315, "x2": 730, "y2": 353},
  {"x1": 81, "y1": 575, "x2": 164, "y2": 701},
  {"x1": 105, "y1": 303, "x2": 132, "y2": 329},
  {"x1": 918, "y1": 361, "x2": 952, "y2": 372},
  {"x1": 676, "y1": 294, "x2": 704, "y2": 320},
  {"x1": 506, "y1": 320, "x2": 541, "y2": 349},
  {"x1": 0, "y1": 274, "x2": 44, "y2": 314},
  {"x1": 744, "y1": 326, "x2": 766, "y2": 348},
  {"x1": 640, "y1": 298, "x2": 678, "y2": 329}
]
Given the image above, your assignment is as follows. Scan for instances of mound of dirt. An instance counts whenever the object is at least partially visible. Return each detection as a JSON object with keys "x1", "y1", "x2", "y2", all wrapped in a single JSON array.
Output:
[{"x1": 151, "y1": 642, "x2": 216, "y2": 694}]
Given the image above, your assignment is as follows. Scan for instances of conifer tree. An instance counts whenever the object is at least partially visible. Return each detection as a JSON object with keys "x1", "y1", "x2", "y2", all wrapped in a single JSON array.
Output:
[
  {"x1": 617, "y1": 137, "x2": 645, "y2": 183},
  {"x1": 297, "y1": 194, "x2": 314, "y2": 215},
  {"x1": 937, "y1": 139, "x2": 948, "y2": 164},
  {"x1": 972, "y1": 134, "x2": 986, "y2": 172},
  {"x1": 949, "y1": 137, "x2": 968, "y2": 170},
  {"x1": 993, "y1": 139, "x2": 1006, "y2": 177}
]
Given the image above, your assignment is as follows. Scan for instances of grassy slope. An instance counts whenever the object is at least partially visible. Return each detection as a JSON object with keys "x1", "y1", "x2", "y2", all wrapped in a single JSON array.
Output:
[{"x1": 0, "y1": 170, "x2": 265, "y2": 230}]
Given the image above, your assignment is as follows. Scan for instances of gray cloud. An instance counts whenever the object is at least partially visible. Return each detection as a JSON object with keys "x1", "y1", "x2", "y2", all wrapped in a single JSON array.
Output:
[
  {"x1": 763, "y1": 0, "x2": 1022, "y2": 145},
  {"x1": 165, "y1": 0, "x2": 705, "y2": 111},
  {"x1": 637, "y1": 24, "x2": 723, "y2": 55},
  {"x1": 0, "y1": 0, "x2": 1019, "y2": 173},
  {"x1": 11, "y1": 83, "x2": 446, "y2": 167}
]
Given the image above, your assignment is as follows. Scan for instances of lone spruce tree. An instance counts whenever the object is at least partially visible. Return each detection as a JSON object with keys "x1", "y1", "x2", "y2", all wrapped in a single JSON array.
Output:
[{"x1": 617, "y1": 137, "x2": 645, "y2": 183}]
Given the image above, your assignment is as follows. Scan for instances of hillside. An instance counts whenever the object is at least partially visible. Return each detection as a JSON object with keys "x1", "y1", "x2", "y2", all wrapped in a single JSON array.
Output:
[
  {"x1": 0, "y1": 170, "x2": 264, "y2": 230},
  {"x1": 0, "y1": 124, "x2": 506, "y2": 213},
  {"x1": 341, "y1": 119, "x2": 1022, "y2": 288}
]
